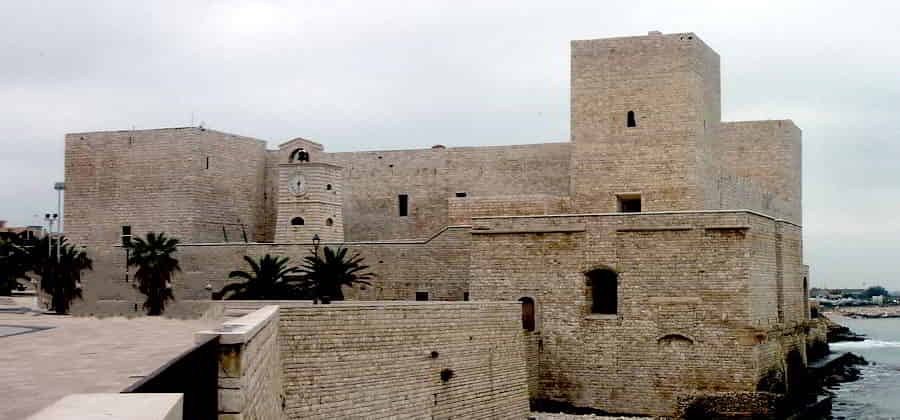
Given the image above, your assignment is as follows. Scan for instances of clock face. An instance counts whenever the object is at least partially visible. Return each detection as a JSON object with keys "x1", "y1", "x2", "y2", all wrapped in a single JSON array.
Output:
[{"x1": 288, "y1": 174, "x2": 307, "y2": 195}]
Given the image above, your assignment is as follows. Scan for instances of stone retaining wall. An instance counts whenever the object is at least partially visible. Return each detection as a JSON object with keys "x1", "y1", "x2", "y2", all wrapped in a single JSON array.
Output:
[{"x1": 279, "y1": 301, "x2": 530, "y2": 419}]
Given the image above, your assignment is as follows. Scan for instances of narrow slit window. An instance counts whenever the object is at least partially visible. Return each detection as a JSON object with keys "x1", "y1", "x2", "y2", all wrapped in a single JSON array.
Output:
[
  {"x1": 519, "y1": 297, "x2": 535, "y2": 331},
  {"x1": 415, "y1": 291, "x2": 429, "y2": 301},
  {"x1": 205, "y1": 156, "x2": 210, "y2": 169},
  {"x1": 627, "y1": 111, "x2": 637, "y2": 128},
  {"x1": 398, "y1": 194, "x2": 409, "y2": 217}
]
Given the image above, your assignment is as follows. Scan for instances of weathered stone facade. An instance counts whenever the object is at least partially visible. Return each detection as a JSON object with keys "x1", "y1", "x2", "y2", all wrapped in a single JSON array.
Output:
[
  {"x1": 64, "y1": 32, "x2": 810, "y2": 417},
  {"x1": 278, "y1": 302, "x2": 529, "y2": 419}
]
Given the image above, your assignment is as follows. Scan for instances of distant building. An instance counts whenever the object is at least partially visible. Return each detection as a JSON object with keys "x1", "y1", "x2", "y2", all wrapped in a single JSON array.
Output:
[{"x1": 0, "y1": 220, "x2": 44, "y2": 243}]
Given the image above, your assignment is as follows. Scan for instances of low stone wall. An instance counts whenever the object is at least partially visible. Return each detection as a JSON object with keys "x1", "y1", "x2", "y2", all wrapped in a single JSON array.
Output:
[
  {"x1": 279, "y1": 301, "x2": 530, "y2": 419},
  {"x1": 197, "y1": 305, "x2": 285, "y2": 420},
  {"x1": 70, "y1": 299, "x2": 224, "y2": 319},
  {"x1": 29, "y1": 393, "x2": 184, "y2": 420}
]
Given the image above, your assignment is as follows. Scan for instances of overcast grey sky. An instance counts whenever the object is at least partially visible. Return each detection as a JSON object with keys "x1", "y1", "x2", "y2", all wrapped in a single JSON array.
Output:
[{"x1": 1, "y1": 1, "x2": 898, "y2": 290}]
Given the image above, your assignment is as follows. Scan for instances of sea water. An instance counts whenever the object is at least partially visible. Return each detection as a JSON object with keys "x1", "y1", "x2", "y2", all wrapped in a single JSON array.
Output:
[{"x1": 828, "y1": 314, "x2": 900, "y2": 419}]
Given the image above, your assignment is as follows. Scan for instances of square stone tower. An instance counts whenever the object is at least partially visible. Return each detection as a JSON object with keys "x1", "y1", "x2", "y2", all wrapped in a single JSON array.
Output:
[
  {"x1": 274, "y1": 161, "x2": 344, "y2": 243},
  {"x1": 570, "y1": 32, "x2": 721, "y2": 213}
]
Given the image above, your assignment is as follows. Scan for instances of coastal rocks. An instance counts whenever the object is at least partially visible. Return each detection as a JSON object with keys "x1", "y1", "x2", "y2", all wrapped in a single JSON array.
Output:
[
  {"x1": 530, "y1": 413, "x2": 649, "y2": 420},
  {"x1": 819, "y1": 352, "x2": 869, "y2": 388},
  {"x1": 824, "y1": 317, "x2": 866, "y2": 342},
  {"x1": 676, "y1": 391, "x2": 783, "y2": 419},
  {"x1": 836, "y1": 305, "x2": 900, "y2": 319}
]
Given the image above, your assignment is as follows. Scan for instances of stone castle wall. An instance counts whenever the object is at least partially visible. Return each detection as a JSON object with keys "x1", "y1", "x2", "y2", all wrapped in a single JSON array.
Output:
[
  {"x1": 71, "y1": 226, "x2": 473, "y2": 316},
  {"x1": 278, "y1": 302, "x2": 529, "y2": 419},
  {"x1": 467, "y1": 210, "x2": 806, "y2": 416},
  {"x1": 717, "y1": 120, "x2": 802, "y2": 224},
  {"x1": 196, "y1": 305, "x2": 285, "y2": 420},
  {"x1": 64, "y1": 127, "x2": 268, "y2": 246},
  {"x1": 320, "y1": 142, "x2": 571, "y2": 241}
]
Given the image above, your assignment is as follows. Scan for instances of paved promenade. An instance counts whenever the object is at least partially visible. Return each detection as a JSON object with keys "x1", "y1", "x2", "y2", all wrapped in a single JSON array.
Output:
[{"x1": 0, "y1": 307, "x2": 217, "y2": 420}]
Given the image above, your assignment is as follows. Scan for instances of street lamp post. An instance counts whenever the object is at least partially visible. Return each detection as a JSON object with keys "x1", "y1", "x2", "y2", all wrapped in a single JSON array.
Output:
[
  {"x1": 44, "y1": 213, "x2": 58, "y2": 257},
  {"x1": 54, "y1": 182, "x2": 65, "y2": 261}
]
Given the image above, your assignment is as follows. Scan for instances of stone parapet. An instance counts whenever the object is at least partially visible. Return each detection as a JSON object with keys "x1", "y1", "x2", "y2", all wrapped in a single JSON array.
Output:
[{"x1": 28, "y1": 393, "x2": 183, "y2": 420}]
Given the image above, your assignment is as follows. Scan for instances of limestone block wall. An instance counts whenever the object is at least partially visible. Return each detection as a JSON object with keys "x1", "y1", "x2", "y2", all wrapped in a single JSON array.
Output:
[
  {"x1": 73, "y1": 226, "x2": 473, "y2": 315},
  {"x1": 708, "y1": 169, "x2": 795, "y2": 222},
  {"x1": 274, "y1": 162, "x2": 344, "y2": 242},
  {"x1": 448, "y1": 195, "x2": 572, "y2": 225},
  {"x1": 321, "y1": 142, "x2": 570, "y2": 241},
  {"x1": 570, "y1": 33, "x2": 720, "y2": 213},
  {"x1": 716, "y1": 120, "x2": 802, "y2": 224},
  {"x1": 278, "y1": 302, "x2": 530, "y2": 419},
  {"x1": 64, "y1": 127, "x2": 268, "y2": 246},
  {"x1": 197, "y1": 305, "x2": 285, "y2": 420},
  {"x1": 747, "y1": 218, "x2": 806, "y2": 329},
  {"x1": 468, "y1": 210, "x2": 800, "y2": 416}
]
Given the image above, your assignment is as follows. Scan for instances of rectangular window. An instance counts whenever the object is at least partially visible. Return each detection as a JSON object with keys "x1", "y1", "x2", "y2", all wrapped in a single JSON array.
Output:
[
  {"x1": 398, "y1": 194, "x2": 409, "y2": 217},
  {"x1": 617, "y1": 194, "x2": 641, "y2": 213},
  {"x1": 455, "y1": 192, "x2": 467, "y2": 198},
  {"x1": 463, "y1": 292, "x2": 469, "y2": 301},
  {"x1": 415, "y1": 291, "x2": 429, "y2": 301}
]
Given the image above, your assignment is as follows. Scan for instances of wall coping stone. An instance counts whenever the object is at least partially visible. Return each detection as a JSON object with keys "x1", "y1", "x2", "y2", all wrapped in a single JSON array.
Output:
[
  {"x1": 195, "y1": 305, "x2": 279, "y2": 345},
  {"x1": 164, "y1": 225, "x2": 475, "y2": 247},
  {"x1": 471, "y1": 225, "x2": 586, "y2": 235},
  {"x1": 28, "y1": 393, "x2": 183, "y2": 420},
  {"x1": 471, "y1": 208, "x2": 801, "y2": 227},
  {"x1": 616, "y1": 225, "x2": 693, "y2": 232}
]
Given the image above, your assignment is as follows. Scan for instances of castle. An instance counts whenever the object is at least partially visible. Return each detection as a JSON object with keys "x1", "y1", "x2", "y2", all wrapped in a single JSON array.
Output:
[{"x1": 64, "y1": 32, "x2": 811, "y2": 416}]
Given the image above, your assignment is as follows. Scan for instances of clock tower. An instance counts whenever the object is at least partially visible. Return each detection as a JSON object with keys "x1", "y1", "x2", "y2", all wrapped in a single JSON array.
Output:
[{"x1": 274, "y1": 161, "x2": 344, "y2": 242}]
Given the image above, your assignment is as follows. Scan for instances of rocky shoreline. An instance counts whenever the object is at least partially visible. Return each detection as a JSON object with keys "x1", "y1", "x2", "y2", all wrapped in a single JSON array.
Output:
[
  {"x1": 822, "y1": 314, "x2": 867, "y2": 341},
  {"x1": 832, "y1": 305, "x2": 900, "y2": 319}
]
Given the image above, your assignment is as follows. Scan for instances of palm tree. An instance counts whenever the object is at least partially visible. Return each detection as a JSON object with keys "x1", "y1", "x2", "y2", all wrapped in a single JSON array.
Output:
[
  {"x1": 128, "y1": 232, "x2": 180, "y2": 315},
  {"x1": 298, "y1": 246, "x2": 374, "y2": 303},
  {"x1": 45, "y1": 243, "x2": 92, "y2": 314},
  {"x1": 28, "y1": 236, "x2": 92, "y2": 314},
  {"x1": 0, "y1": 235, "x2": 29, "y2": 296},
  {"x1": 214, "y1": 254, "x2": 301, "y2": 300}
]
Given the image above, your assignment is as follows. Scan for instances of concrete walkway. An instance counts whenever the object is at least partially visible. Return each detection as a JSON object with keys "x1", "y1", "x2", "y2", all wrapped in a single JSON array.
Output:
[{"x1": 0, "y1": 311, "x2": 217, "y2": 420}]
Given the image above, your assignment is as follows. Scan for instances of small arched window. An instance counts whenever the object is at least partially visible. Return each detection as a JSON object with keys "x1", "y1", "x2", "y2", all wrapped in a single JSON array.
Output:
[
  {"x1": 519, "y1": 297, "x2": 535, "y2": 332},
  {"x1": 325, "y1": 218, "x2": 334, "y2": 227},
  {"x1": 291, "y1": 217, "x2": 305, "y2": 226},
  {"x1": 289, "y1": 148, "x2": 309, "y2": 163},
  {"x1": 326, "y1": 184, "x2": 333, "y2": 191},
  {"x1": 627, "y1": 111, "x2": 637, "y2": 128},
  {"x1": 586, "y1": 268, "x2": 618, "y2": 314}
]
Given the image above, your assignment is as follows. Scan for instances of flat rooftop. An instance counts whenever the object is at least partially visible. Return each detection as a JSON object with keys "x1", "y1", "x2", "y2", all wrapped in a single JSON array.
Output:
[{"x1": 0, "y1": 308, "x2": 217, "y2": 420}]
